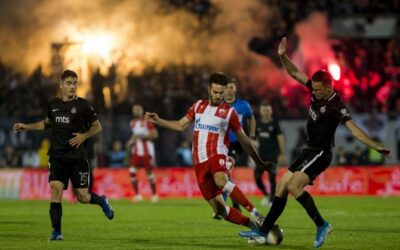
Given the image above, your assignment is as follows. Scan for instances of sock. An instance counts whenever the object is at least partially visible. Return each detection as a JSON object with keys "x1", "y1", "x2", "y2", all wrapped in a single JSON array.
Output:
[
  {"x1": 269, "y1": 173, "x2": 276, "y2": 202},
  {"x1": 148, "y1": 174, "x2": 156, "y2": 195},
  {"x1": 129, "y1": 167, "x2": 139, "y2": 194},
  {"x1": 229, "y1": 186, "x2": 254, "y2": 212},
  {"x1": 259, "y1": 196, "x2": 287, "y2": 233},
  {"x1": 90, "y1": 192, "x2": 104, "y2": 206},
  {"x1": 296, "y1": 191, "x2": 325, "y2": 227},
  {"x1": 224, "y1": 206, "x2": 250, "y2": 226},
  {"x1": 49, "y1": 202, "x2": 62, "y2": 233}
]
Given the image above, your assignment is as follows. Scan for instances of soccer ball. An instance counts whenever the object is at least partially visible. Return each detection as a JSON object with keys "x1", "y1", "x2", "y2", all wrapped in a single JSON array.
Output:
[{"x1": 266, "y1": 224, "x2": 284, "y2": 245}]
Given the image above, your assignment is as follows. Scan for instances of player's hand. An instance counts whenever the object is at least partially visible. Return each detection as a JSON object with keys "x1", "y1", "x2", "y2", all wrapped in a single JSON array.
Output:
[
  {"x1": 376, "y1": 146, "x2": 392, "y2": 158},
  {"x1": 260, "y1": 161, "x2": 275, "y2": 170},
  {"x1": 13, "y1": 123, "x2": 27, "y2": 133},
  {"x1": 69, "y1": 133, "x2": 87, "y2": 148},
  {"x1": 258, "y1": 161, "x2": 275, "y2": 171},
  {"x1": 145, "y1": 112, "x2": 159, "y2": 124},
  {"x1": 278, "y1": 37, "x2": 287, "y2": 56}
]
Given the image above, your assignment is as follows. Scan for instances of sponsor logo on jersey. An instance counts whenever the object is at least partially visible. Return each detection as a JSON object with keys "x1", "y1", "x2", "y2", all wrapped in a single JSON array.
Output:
[
  {"x1": 55, "y1": 116, "x2": 70, "y2": 123},
  {"x1": 194, "y1": 118, "x2": 219, "y2": 132},
  {"x1": 52, "y1": 109, "x2": 59, "y2": 112}
]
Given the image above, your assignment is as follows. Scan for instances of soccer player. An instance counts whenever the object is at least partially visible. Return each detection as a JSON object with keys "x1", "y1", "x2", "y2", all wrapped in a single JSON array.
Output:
[
  {"x1": 239, "y1": 37, "x2": 391, "y2": 248},
  {"x1": 223, "y1": 78, "x2": 256, "y2": 211},
  {"x1": 255, "y1": 103, "x2": 285, "y2": 206},
  {"x1": 145, "y1": 72, "x2": 271, "y2": 230},
  {"x1": 13, "y1": 70, "x2": 114, "y2": 241},
  {"x1": 126, "y1": 104, "x2": 159, "y2": 203}
]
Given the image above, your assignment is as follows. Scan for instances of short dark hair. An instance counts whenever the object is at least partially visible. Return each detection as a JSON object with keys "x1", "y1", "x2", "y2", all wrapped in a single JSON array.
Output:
[
  {"x1": 61, "y1": 70, "x2": 78, "y2": 81},
  {"x1": 228, "y1": 77, "x2": 238, "y2": 85},
  {"x1": 311, "y1": 70, "x2": 332, "y2": 87},
  {"x1": 209, "y1": 72, "x2": 228, "y2": 86}
]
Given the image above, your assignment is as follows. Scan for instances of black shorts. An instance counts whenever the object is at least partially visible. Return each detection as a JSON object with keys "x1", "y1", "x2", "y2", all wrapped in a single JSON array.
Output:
[
  {"x1": 49, "y1": 157, "x2": 91, "y2": 190},
  {"x1": 228, "y1": 141, "x2": 243, "y2": 163},
  {"x1": 289, "y1": 149, "x2": 332, "y2": 183}
]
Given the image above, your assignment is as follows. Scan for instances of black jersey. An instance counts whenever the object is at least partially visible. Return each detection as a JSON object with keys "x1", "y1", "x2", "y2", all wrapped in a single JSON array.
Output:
[
  {"x1": 256, "y1": 119, "x2": 283, "y2": 158},
  {"x1": 305, "y1": 80, "x2": 351, "y2": 150},
  {"x1": 46, "y1": 97, "x2": 98, "y2": 159}
]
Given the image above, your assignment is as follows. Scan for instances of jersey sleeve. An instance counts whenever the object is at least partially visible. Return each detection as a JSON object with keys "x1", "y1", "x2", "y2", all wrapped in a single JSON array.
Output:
[
  {"x1": 83, "y1": 101, "x2": 98, "y2": 124},
  {"x1": 331, "y1": 100, "x2": 352, "y2": 124},
  {"x1": 185, "y1": 101, "x2": 197, "y2": 121},
  {"x1": 229, "y1": 109, "x2": 242, "y2": 132}
]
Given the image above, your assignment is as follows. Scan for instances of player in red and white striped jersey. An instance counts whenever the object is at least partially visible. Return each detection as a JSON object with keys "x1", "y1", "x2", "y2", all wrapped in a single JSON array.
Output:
[
  {"x1": 126, "y1": 104, "x2": 159, "y2": 203},
  {"x1": 145, "y1": 72, "x2": 272, "y2": 230}
]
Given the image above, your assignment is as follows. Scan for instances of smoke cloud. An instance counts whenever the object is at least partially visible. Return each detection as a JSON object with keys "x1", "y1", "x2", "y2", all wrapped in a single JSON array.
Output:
[{"x1": 0, "y1": 0, "x2": 270, "y2": 75}]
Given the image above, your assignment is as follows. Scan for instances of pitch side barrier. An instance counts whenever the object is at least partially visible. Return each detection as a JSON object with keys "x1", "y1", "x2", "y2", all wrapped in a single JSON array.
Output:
[{"x1": 0, "y1": 166, "x2": 399, "y2": 200}]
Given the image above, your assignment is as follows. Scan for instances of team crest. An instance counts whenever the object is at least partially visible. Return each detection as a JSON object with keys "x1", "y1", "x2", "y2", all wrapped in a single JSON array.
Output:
[
  {"x1": 341, "y1": 108, "x2": 348, "y2": 114},
  {"x1": 219, "y1": 109, "x2": 226, "y2": 116},
  {"x1": 219, "y1": 159, "x2": 225, "y2": 166},
  {"x1": 320, "y1": 106, "x2": 326, "y2": 113},
  {"x1": 71, "y1": 107, "x2": 76, "y2": 114}
]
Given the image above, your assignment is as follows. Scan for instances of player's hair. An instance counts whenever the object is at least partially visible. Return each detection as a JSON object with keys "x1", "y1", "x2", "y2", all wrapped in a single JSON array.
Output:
[
  {"x1": 260, "y1": 101, "x2": 271, "y2": 107},
  {"x1": 228, "y1": 77, "x2": 238, "y2": 85},
  {"x1": 61, "y1": 70, "x2": 78, "y2": 81},
  {"x1": 311, "y1": 70, "x2": 332, "y2": 87},
  {"x1": 209, "y1": 72, "x2": 228, "y2": 86}
]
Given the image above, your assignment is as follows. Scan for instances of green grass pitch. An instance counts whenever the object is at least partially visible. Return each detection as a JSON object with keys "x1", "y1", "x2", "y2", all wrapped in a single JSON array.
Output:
[{"x1": 0, "y1": 197, "x2": 400, "y2": 249}]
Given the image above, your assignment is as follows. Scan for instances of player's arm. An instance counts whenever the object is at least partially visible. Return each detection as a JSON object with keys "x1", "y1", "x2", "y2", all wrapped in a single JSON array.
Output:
[
  {"x1": 69, "y1": 120, "x2": 102, "y2": 148},
  {"x1": 345, "y1": 120, "x2": 391, "y2": 157},
  {"x1": 13, "y1": 118, "x2": 51, "y2": 132},
  {"x1": 140, "y1": 128, "x2": 159, "y2": 141},
  {"x1": 278, "y1": 37, "x2": 308, "y2": 85},
  {"x1": 277, "y1": 133, "x2": 286, "y2": 164},
  {"x1": 83, "y1": 120, "x2": 102, "y2": 139},
  {"x1": 145, "y1": 112, "x2": 191, "y2": 132},
  {"x1": 126, "y1": 134, "x2": 136, "y2": 148},
  {"x1": 247, "y1": 114, "x2": 256, "y2": 139},
  {"x1": 236, "y1": 129, "x2": 271, "y2": 168}
]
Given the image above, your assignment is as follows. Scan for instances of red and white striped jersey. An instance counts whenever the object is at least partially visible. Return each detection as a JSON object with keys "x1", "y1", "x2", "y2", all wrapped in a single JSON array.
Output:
[
  {"x1": 129, "y1": 119, "x2": 156, "y2": 158},
  {"x1": 185, "y1": 100, "x2": 242, "y2": 164}
]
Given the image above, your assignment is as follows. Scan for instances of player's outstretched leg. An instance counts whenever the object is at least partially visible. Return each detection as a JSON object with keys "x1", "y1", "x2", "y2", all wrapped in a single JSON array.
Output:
[
  {"x1": 89, "y1": 192, "x2": 114, "y2": 220},
  {"x1": 314, "y1": 221, "x2": 333, "y2": 248},
  {"x1": 100, "y1": 195, "x2": 114, "y2": 220},
  {"x1": 223, "y1": 181, "x2": 264, "y2": 225}
]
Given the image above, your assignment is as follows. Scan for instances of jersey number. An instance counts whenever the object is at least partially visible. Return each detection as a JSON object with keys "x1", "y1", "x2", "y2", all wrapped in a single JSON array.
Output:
[{"x1": 79, "y1": 172, "x2": 89, "y2": 185}]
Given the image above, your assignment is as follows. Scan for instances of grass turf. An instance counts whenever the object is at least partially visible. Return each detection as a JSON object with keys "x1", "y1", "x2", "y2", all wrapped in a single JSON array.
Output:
[{"x1": 0, "y1": 197, "x2": 399, "y2": 249}]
